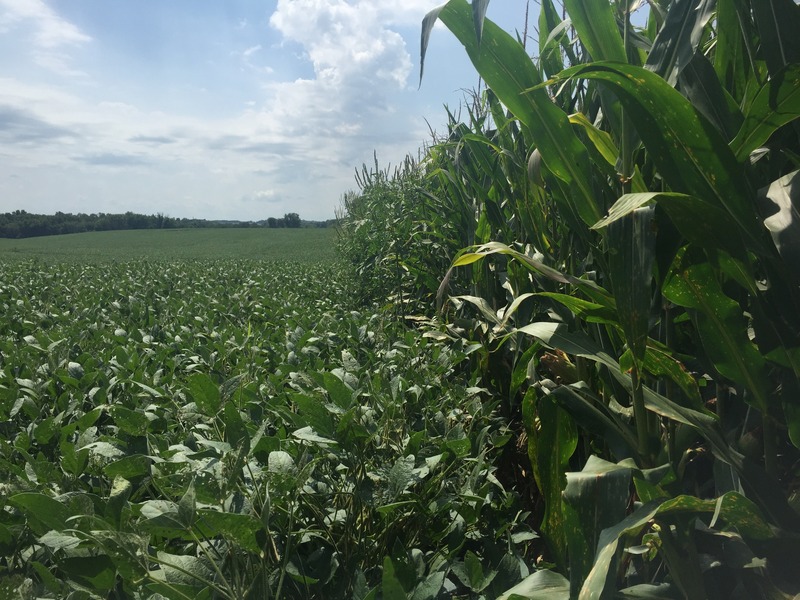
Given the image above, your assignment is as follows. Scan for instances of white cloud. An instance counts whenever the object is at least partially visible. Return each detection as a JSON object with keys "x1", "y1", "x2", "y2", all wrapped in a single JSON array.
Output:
[
  {"x1": 0, "y1": 0, "x2": 89, "y2": 46},
  {"x1": 269, "y1": 0, "x2": 413, "y2": 88},
  {"x1": 0, "y1": 0, "x2": 90, "y2": 74},
  {"x1": 0, "y1": 1, "x2": 442, "y2": 220},
  {"x1": 242, "y1": 44, "x2": 261, "y2": 58}
]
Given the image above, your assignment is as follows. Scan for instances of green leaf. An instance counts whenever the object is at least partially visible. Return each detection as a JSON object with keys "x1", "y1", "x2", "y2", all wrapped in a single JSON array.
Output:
[
  {"x1": 568, "y1": 112, "x2": 620, "y2": 168},
  {"x1": 9, "y1": 492, "x2": 70, "y2": 534},
  {"x1": 679, "y1": 53, "x2": 743, "y2": 140},
  {"x1": 752, "y1": 0, "x2": 800, "y2": 76},
  {"x1": 267, "y1": 450, "x2": 296, "y2": 474},
  {"x1": 155, "y1": 551, "x2": 214, "y2": 589},
  {"x1": 323, "y1": 370, "x2": 353, "y2": 408},
  {"x1": 539, "y1": 0, "x2": 567, "y2": 77},
  {"x1": 223, "y1": 401, "x2": 249, "y2": 451},
  {"x1": 462, "y1": 551, "x2": 484, "y2": 591},
  {"x1": 110, "y1": 405, "x2": 149, "y2": 436},
  {"x1": 658, "y1": 491, "x2": 773, "y2": 541},
  {"x1": 594, "y1": 191, "x2": 749, "y2": 261},
  {"x1": 550, "y1": 384, "x2": 639, "y2": 461},
  {"x1": 32, "y1": 561, "x2": 64, "y2": 594},
  {"x1": 663, "y1": 251, "x2": 770, "y2": 413},
  {"x1": 107, "y1": 475, "x2": 132, "y2": 528},
  {"x1": 471, "y1": 0, "x2": 490, "y2": 45},
  {"x1": 195, "y1": 510, "x2": 262, "y2": 554},
  {"x1": 382, "y1": 556, "x2": 408, "y2": 600},
  {"x1": 38, "y1": 530, "x2": 82, "y2": 551},
  {"x1": 563, "y1": 456, "x2": 633, "y2": 595},
  {"x1": 536, "y1": 292, "x2": 619, "y2": 326},
  {"x1": 292, "y1": 426, "x2": 338, "y2": 446},
  {"x1": 61, "y1": 555, "x2": 117, "y2": 593},
  {"x1": 387, "y1": 455, "x2": 416, "y2": 499},
  {"x1": 411, "y1": 571, "x2": 446, "y2": 600},
  {"x1": 104, "y1": 454, "x2": 152, "y2": 479},
  {"x1": 293, "y1": 393, "x2": 335, "y2": 437},
  {"x1": 497, "y1": 569, "x2": 570, "y2": 600},
  {"x1": 178, "y1": 481, "x2": 196, "y2": 528},
  {"x1": 426, "y1": 0, "x2": 603, "y2": 226},
  {"x1": 644, "y1": 0, "x2": 716, "y2": 85},
  {"x1": 556, "y1": 62, "x2": 766, "y2": 251},
  {"x1": 515, "y1": 322, "x2": 620, "y2": 373},
  {"x1": 523, "y1": 388, "x2": 577, "y2": 572},
  {"x1": 580, "y1": 499, "x2": 665, "y2": 599},
  {"x1": 187, "y1": 372, "x2": 220, "y2": 416},
  {"x1": 730, "y1": 65, "x2": 800, "y2": 160},
  {"x1": 632, "y1": 342, "x2": 703, "y2": 409},
  {"x1": 714, "y1": 0, "x2": 749, "y2": 102},
  {"x1": 564, "y1": 0, "x2": 626, "y2": 62},
  {"x1": 608, "y1": 206, "x2": 656, "y2": 365},
  {"x1": 139, "y1": 499, "x2": 185, "y2": 532}
]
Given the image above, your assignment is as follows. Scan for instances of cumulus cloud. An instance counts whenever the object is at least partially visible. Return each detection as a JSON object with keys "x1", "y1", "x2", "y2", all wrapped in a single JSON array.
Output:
[{"x1": 270, "y1": 0, "x2": 411, "y2": 88}]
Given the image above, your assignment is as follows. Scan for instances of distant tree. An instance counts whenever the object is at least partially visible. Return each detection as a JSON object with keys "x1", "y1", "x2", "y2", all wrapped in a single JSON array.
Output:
[
  {"x1": 284, "y1": 212, "x2": 301, "y2": 228},
  {"x1": 267, "y1": 217, "x2": 278, "y2": 228}
]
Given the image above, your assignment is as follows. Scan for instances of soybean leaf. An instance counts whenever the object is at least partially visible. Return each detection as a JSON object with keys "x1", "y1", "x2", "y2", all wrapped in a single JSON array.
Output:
[
  {"x1": 10, "y1": 492, "x2": 70, "y2": 534},
  {"x1": 382, "y1": 556, "x2": 408, "y2": 600},
  {"x1": 187, "y1": 372, "x2": 220, "y2": 416},
  {"x1": 61, "y1": 555, "x2": 117, "y2": 593},
  {"x1": 195, "y1": 510, "x2": 262, "y2": 554}
]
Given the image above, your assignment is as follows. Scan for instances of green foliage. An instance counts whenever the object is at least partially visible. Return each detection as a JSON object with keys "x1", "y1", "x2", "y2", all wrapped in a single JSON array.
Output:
[
  {"x1": 335, "y1": 153, "x2": 473, "y2": 314},
  {"x1": 418, "y1": 0, "x2": 800, "y2": 596},
  {"x1": 0, "y1": 256, "x2": 532, "y2": 598}
]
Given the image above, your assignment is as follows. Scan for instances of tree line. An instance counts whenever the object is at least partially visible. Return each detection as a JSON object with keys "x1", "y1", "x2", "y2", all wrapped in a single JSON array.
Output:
[{"x1": 0, "y1": 210, "x2": 330, "y2": 238}]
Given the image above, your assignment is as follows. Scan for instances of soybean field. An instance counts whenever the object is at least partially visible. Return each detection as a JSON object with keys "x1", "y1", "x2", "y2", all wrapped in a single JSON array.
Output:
[{"x1": 0, "y1": 229, "x2": 528, "y2": 599}]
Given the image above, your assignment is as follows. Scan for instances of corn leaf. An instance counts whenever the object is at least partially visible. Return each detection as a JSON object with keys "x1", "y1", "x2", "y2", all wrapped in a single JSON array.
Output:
[
  {"x1": 644, "y1": 0, "x2": 716, "y2": 85},
  {"x1": 563, "y1": 0, "x2": 626, "y2": 62},
  {"x1": 425, "y1": 0, "x2": 603, "y2": 226},
  {"x1": 730, "y1": 64, "x2": 800, "y2": 161},
  {"x1": 556, "y1": 62, "x2": 766, "y2": 251}
]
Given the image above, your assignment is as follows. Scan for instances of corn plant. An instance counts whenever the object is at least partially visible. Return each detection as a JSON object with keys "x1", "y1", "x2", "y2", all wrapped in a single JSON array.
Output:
[{"x1": 421, "y1": 0, "x2": 800, "y2": 596}]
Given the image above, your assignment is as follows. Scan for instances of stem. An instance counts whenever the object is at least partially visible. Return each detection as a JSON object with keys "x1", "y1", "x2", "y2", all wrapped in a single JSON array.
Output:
[
  {"x1": 620, "y1": 10, "x2": 632, "y2": 196},
  {"x1": 763, "y1": 413, "x2": 778, "y2": 477},
  {"x1": 631, "y1": 365, "x2": 650, "y2": 465},
  {"x1": 275, "y1": 495, "x2": 297, "y2": 600},
  {"x1": 664, "y1": 303, "x2": 677, "y2": 466},
  {"x1": 188, "y1": 528, "x2": 237, "y2": 600}
]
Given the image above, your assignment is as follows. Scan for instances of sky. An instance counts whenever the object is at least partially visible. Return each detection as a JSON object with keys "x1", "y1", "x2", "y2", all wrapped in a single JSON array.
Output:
[{"x1": 0, "y1": 0, "x2": 532, "y2": 221}]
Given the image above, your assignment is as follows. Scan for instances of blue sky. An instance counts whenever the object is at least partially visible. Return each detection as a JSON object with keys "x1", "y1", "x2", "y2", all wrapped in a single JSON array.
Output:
[{"x1": 0, "y1": 1, "x2": 531, "y2": 221}]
